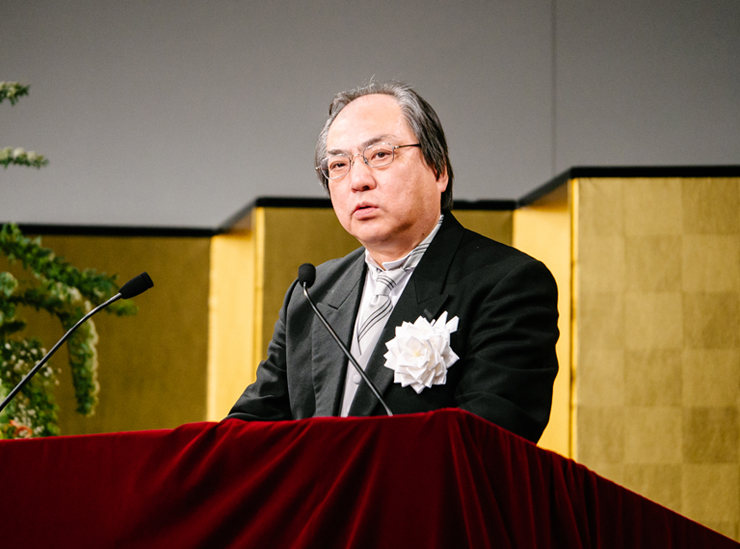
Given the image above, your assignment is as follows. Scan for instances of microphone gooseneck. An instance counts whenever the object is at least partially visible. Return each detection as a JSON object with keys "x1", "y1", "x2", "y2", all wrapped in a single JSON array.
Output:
[
  {"x1": 0, "y1": 272, "x2": 154, "y2": 415},
  {"x1": 298, "y1": 263, "x2": 392, "y2": 417}
]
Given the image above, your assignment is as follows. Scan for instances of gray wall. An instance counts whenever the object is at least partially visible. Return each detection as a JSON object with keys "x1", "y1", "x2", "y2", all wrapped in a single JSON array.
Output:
[{"x1": 1, "y1": 0, "x2": 738, "y2": 228}]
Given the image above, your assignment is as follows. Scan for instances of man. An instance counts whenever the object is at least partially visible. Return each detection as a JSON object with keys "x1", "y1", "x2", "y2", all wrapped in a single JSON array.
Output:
[{"x1": 228, "y1": 81, "x2": 559, "y2": 443}]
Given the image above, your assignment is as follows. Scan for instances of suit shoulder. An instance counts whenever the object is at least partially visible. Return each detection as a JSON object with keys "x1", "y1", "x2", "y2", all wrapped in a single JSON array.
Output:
[
  {"x1": 457, "y1": 227, "x2": 542, "y2": 268},
  {"x1": 446, "y1": 226, "x2": 556, "y2": 293}
]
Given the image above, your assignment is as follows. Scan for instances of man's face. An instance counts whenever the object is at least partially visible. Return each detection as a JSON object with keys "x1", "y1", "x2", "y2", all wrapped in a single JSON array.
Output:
[{"x1": 325, "y1": 94, "x2": 448, "y2": 264}]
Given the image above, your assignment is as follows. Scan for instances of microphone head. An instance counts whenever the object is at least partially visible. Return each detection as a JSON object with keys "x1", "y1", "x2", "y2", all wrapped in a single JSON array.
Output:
[
  {"x1": 298, "y1": 263, "x2": 316, "y2": 289},
  {"x1": 119, "y1": 272, "x2": 154, "y2": 299}
]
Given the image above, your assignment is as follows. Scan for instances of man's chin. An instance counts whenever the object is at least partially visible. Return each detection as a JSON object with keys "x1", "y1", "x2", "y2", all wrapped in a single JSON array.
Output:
[
  {"x1": 353, "y1": 229, "x2": 392, "y2": 249},
  {"x1": 348, "y1": 217, "x2": 385, "y2": 238}
]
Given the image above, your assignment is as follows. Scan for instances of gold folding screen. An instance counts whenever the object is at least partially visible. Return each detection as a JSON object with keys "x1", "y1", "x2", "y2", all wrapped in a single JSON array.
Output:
[{"x1": 571, "y1": 176, "x2": 740, "y2": 539}]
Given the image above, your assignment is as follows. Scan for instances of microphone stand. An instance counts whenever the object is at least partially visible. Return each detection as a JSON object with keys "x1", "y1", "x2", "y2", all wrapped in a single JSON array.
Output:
[{"x1": 301, "y1": 282, "x2": 393, "y2": 417}]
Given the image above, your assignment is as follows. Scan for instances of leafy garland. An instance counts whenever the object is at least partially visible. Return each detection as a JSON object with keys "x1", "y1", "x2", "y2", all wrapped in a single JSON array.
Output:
[{"x1": 1, "y1": 81, "x2": 136, "y2": 438}]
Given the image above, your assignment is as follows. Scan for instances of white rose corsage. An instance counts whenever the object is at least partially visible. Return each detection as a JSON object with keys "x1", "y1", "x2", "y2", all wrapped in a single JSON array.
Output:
[{"x1": 383, "y1": 311, "x2": 459, "y2": 394}]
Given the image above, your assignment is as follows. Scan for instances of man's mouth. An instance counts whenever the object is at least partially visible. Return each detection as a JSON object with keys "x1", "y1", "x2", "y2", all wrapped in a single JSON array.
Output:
[{"x1": 353, "y1": 204, "x2": 378, "y2": 217}]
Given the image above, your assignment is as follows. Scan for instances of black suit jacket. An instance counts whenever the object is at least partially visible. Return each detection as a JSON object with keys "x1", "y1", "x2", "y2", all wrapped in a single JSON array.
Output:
[{"x1": 228, "y1": 214, "x2": 559, "y2": 442}]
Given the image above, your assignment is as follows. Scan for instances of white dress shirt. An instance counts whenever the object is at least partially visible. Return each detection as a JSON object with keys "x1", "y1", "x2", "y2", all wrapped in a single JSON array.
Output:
[{"x1": 339, "y1": 216, "x2": 444, "y2": 416}]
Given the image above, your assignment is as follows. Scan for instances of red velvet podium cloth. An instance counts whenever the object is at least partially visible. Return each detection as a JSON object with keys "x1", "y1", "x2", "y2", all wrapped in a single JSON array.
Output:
[{"x1": 0, "y1": 409, "x2": 736, "y2": 548}]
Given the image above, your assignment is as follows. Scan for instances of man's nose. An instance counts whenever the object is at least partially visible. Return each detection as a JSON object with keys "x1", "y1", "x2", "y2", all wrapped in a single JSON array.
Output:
[{"x1": 348, "y1": 155, "x2": 377, "y2": 191}]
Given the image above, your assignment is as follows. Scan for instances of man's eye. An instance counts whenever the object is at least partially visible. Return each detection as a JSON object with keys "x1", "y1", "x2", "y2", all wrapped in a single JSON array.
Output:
[
  {"x1": 329, "y1": 159, "x2": 347, "y2": 171},
  {"x1": 368, "y1": 148, "x2": 392, "y2": 164}
]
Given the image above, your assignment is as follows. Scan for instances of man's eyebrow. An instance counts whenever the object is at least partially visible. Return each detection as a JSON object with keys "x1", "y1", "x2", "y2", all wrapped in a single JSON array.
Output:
[{"x1": 327, "y1": 135, "x2": 396, "y2": 156}]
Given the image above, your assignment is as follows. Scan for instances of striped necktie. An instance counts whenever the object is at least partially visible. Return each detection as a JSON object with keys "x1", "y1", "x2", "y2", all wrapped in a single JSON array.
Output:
[{"x1": 355, "y1": 243, "x2": 428, "y2": 354}]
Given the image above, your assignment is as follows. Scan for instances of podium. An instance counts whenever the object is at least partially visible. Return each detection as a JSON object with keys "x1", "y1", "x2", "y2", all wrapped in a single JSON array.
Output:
[{"x1": 0, "y1": 409, "x2": 736, "y2": 548}]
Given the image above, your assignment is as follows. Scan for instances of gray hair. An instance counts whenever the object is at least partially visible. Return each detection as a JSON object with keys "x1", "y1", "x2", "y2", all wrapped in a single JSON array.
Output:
[{"x1": 315, "y1": 81, "x2": 454, "y2": 213}]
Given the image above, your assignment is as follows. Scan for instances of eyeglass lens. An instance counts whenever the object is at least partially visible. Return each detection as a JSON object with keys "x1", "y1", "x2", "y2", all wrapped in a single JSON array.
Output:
[{"x1": 322, "y1": 143, "x2": 396, "y2": 179}]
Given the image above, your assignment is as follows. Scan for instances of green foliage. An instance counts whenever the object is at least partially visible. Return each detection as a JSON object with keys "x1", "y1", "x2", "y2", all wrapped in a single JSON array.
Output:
[
  {"x1": 0, "y1": 224, "x2": 138, "y2": 436},
  {"x1": 0, "y1": 338, "x2": 59, "y2": 438},
  {"x1": 1, "y1": 82, "x2": 48, "y2": 169},
  {"x1": 1, "y1": 147, "x2": 48, "y2": 169},
  {"x1": 0, "y1": 82, "x2": 29, "y2": 105},
  {"x1": 0, "y1": 224, "x2": 134, "y2": 313}
]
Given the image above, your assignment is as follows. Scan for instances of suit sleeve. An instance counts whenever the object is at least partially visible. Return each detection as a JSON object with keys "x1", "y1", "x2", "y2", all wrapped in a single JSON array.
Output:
[
  {"x1": 454, "y1": 258, "x2": 559, "y2": 443},
  {"x1": 226, "y1": 281, "x2": 298, "y2": 421}
]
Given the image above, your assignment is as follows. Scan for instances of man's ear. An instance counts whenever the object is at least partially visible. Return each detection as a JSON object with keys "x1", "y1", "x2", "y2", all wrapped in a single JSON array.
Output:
[{"x1": 436, "y1": 166, "x2": 449, "y2": 192}]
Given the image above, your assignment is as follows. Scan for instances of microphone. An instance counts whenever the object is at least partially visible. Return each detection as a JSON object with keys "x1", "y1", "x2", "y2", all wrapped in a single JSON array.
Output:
[
  {"x1": 298, "y1": 263, "x2": 392, "y2": 417},
  {"x1": 0, "y1": 272, "x2": 154, "y2": 415},
  {"x1": 118, "y1": 271, "x2": 154, "y2": 299},
  {"x1": 297, "y1": 263, "x2": 316, "y2": 289}
]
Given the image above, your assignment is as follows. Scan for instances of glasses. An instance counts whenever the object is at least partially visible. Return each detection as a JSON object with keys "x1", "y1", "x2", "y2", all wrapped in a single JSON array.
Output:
[{"x1": 317, "y1": 143, "x2": 421, "y2": 180}]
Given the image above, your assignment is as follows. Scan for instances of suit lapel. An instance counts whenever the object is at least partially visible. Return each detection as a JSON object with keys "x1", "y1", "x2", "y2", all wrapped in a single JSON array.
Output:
[
  {"x1": 348, "y1": 214, "x2": 466, "y2": 416},
  {"x1": 312, "y1": 254, "x2": 365, "y2": 416}
]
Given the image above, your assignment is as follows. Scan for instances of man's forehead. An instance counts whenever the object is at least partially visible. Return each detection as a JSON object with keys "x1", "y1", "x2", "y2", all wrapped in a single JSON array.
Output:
[
  {"x1": 326, "y1": 94, "x2": 413, "y2": 150},
  {"x1": 327, "y1": 134, "x2": 397, "y2": 155}
]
